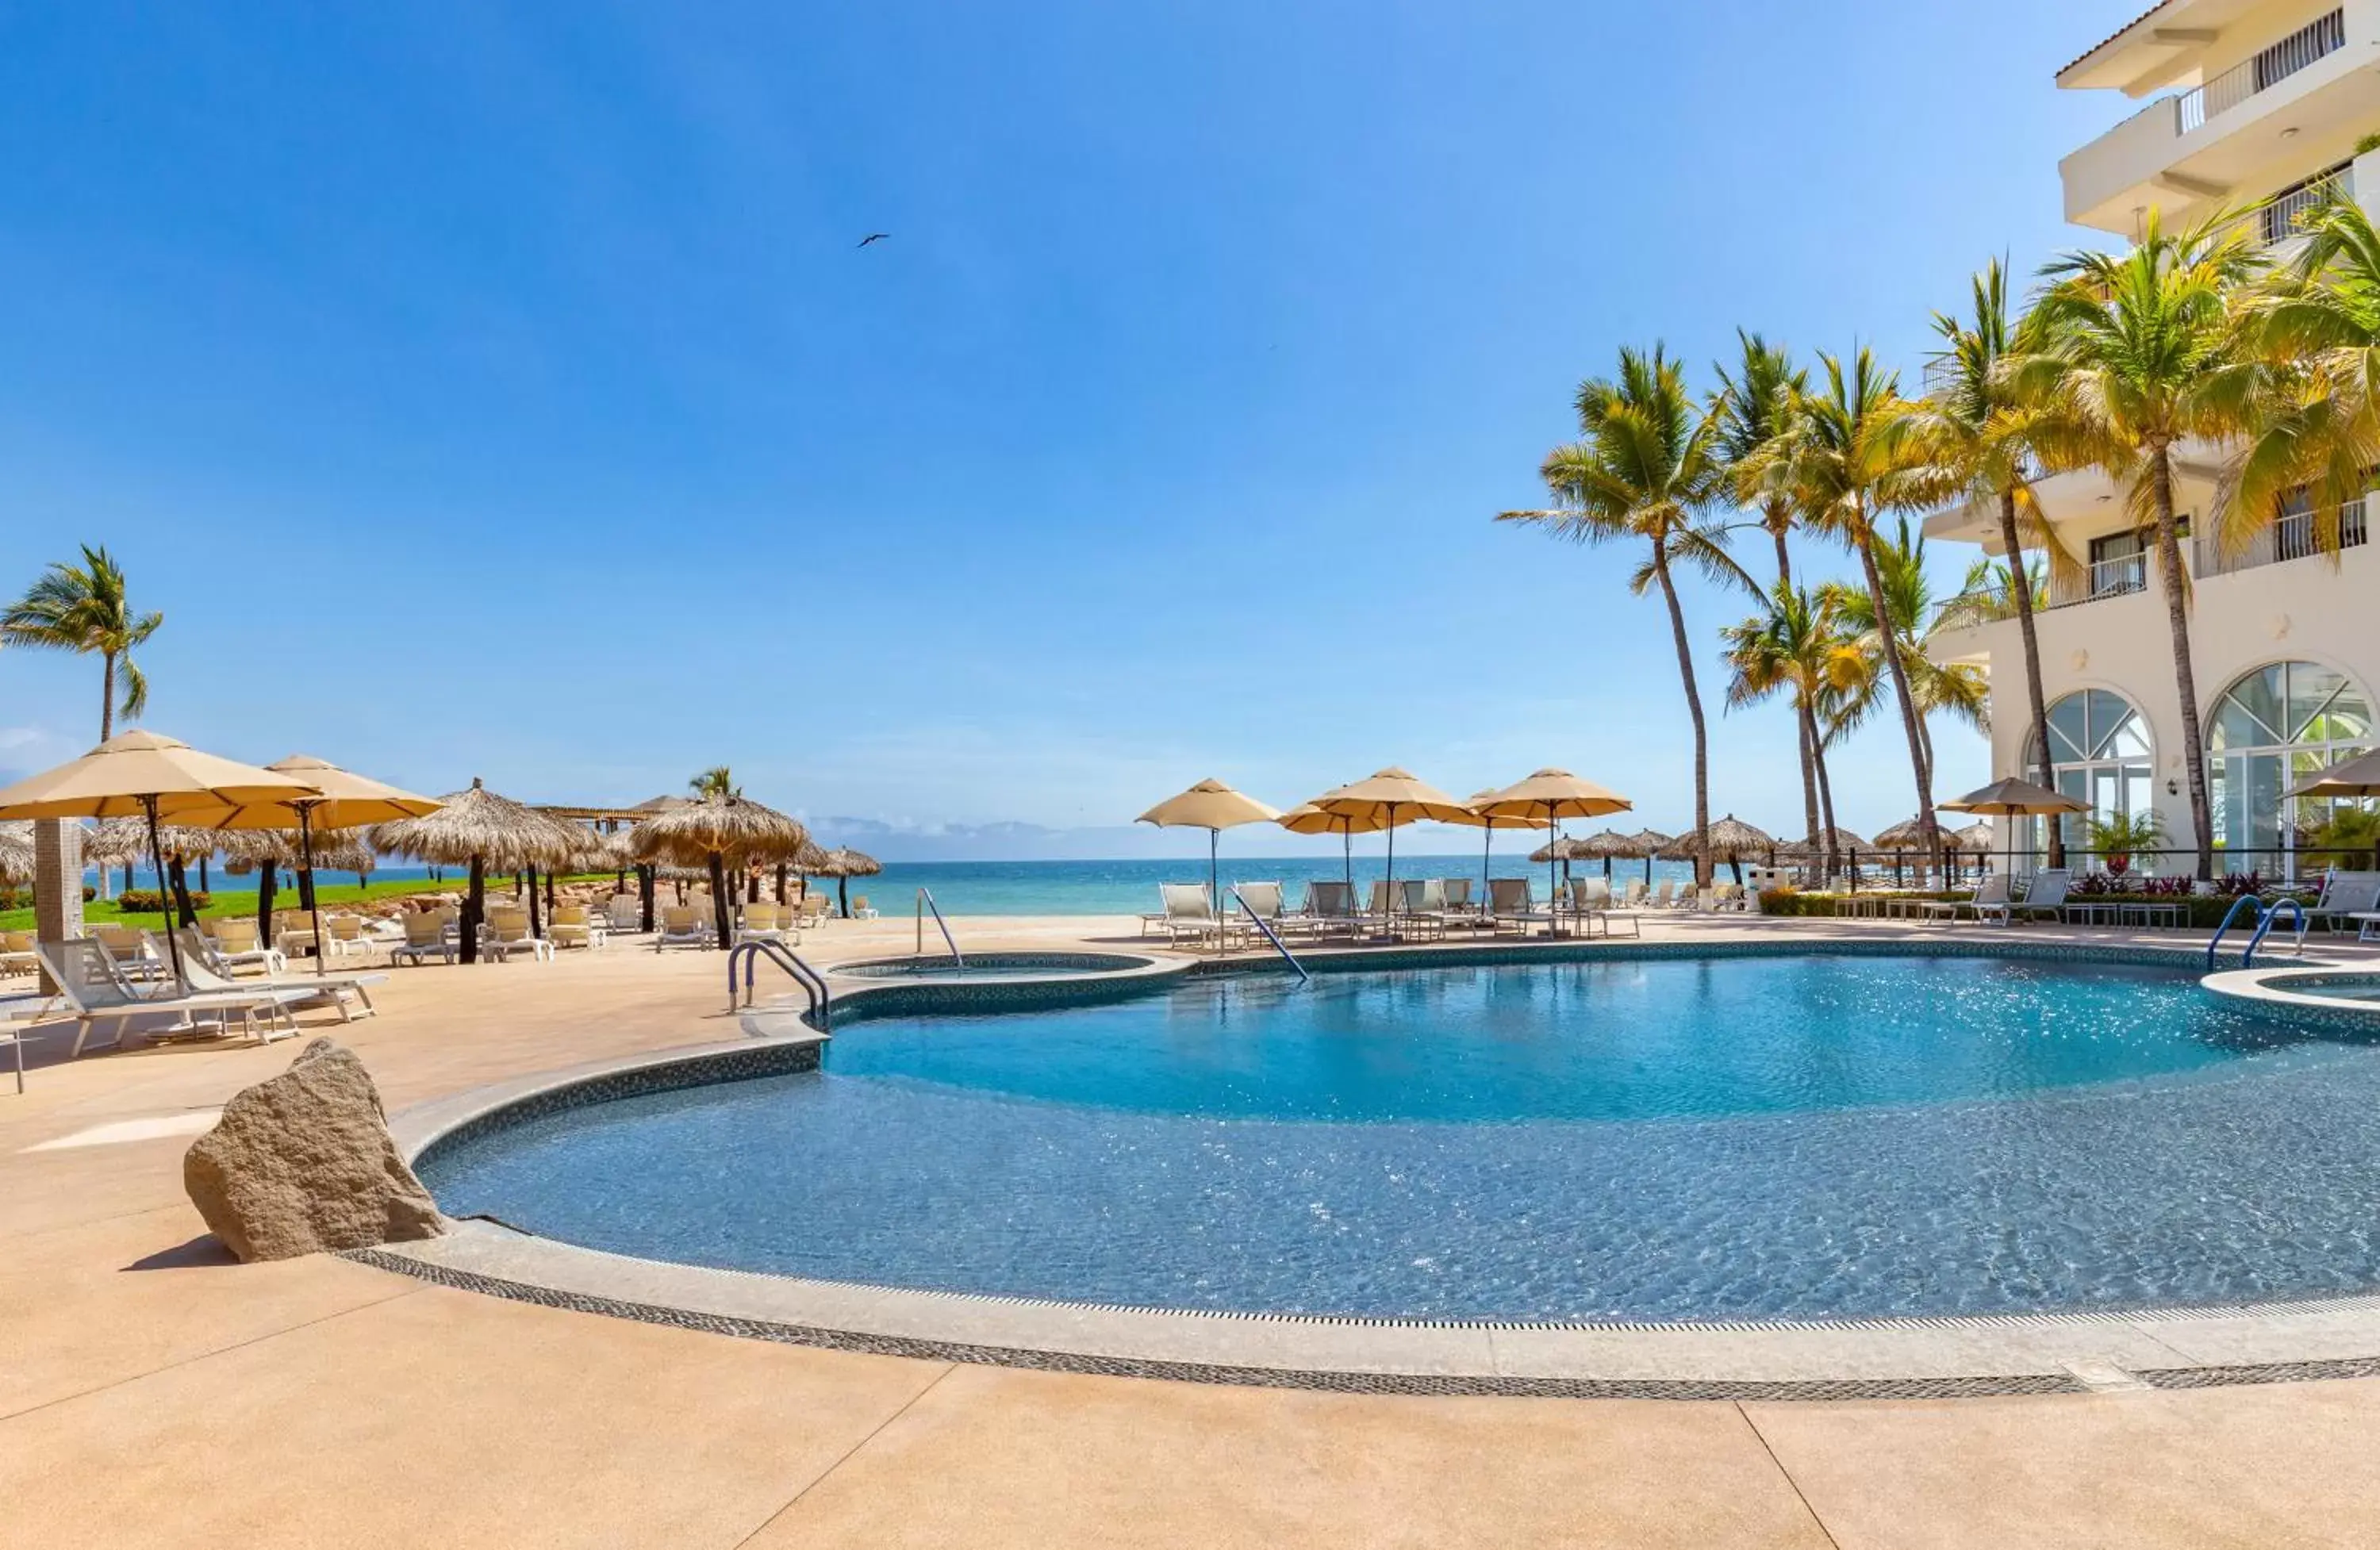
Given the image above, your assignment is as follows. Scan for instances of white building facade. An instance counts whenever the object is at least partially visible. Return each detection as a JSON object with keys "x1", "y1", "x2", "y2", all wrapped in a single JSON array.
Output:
[{"x1": 1925, "y1": 0, "x2": 2380, "y2": 877}]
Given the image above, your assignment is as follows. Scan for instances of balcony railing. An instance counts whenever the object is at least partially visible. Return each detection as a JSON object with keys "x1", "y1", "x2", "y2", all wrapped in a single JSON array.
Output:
[
  {"x1": 2261, "y1": 164, "x2": 2352, "y2": 246},
  {"x1": 2044, "y1": 551, "x2": 2148, "y2": 610},
  {"x1": 2194, "y1": 497, "x2": 2370, "y2": 577},
  {"x1": 2178, "y1": 9, "x2": 2345, "y2": 133}
]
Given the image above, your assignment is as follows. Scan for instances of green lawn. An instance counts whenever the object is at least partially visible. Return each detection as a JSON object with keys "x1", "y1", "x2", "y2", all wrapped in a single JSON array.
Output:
[{"x1": 0, "y1": 872, "x2": 620, "y2": 931}]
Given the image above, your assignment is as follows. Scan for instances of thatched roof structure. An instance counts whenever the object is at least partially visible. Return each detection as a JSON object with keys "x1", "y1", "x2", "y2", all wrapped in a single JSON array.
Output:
[
  {"x1": 370, "y1": 777, "x2": 580, "y2": 869},
  {"x1": 1870, "y1": 815, "x2": 1948, "y2": 850},
  {"x1": 1952, "y1": 820, "x2": 1997, "y2": 852},
  {"x1": 1625, "y1": 828, "x2": 1673, "y2": 856},
  {"x1": 1777, "y1": 827, "x2": 1869, "y2": 855},
  {"x1": 788, "y1": 837, "x2": 835, "y2": 874},
  {"x1": 1526, "y1": 834, "x2": 1606, "y2": 864},
  {"x1": 816, "y1": 846, "x2": 881, "y2": 879},
  {"x1": 1661, "y1": 815, "x2": 1775, "y2": 858},
  {"x1": 88, "y1": 815, "x2": 225, "y2": 865},
  {"x1": 0, "y1": 821, "x2": 33, "y2": 882},
  {"x1": 628, "y1": 793, "x2": 808, "y2": 869},
  {"x1": 217, "y1": 827, "x2": 375, "y2": 873}
]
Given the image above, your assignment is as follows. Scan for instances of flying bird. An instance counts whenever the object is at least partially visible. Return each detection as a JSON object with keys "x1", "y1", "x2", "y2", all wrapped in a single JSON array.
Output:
[{"x1": 857, "y1": 233, "x2": 890, "y2": 247}]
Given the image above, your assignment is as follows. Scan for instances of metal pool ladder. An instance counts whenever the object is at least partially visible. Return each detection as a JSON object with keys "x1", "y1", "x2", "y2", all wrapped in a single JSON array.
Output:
[
  {"x1": 2205, "y1": 895, "x2": 2309, "y2": 971},
  {"x1": 727, "y1": 938, "x2": 833, "y2": 1027},
  {"x1": 915, "y1": 887, "x2": 964, "y2": 972},
  {"x1": 1232, "y1": 886, "x2": 1310, "y2": 983}
]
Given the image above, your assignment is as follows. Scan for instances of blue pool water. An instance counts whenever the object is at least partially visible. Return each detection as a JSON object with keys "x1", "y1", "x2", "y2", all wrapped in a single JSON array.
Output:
[{"x1": 423, "y1": 953, "x2": 2380, "y2": 1321}]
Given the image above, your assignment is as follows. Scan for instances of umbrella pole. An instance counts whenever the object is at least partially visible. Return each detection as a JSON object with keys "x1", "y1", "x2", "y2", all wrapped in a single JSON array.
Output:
[
  {"x1": 1482, "y1": 819, "x2": 1492, "y2": 928},
  {"x1": 1208, "y1": 827, "x2": 1221, "y2": 957},
  {"x1": 1383, "y1": 805, "x2": 1397, "y2": 942},
  {"x1": 1547, "y1": 804, "x2": 1560, "y2": 937},
  {"x1": 143, "y1": 795, "x2": 185, "y2": 988},
  {"x1": 300, "y1": 804, "x2": 325, "y2": 977},
  {"x1": 1342, "y1": 823, "x2": 1352, "y2": 896}
]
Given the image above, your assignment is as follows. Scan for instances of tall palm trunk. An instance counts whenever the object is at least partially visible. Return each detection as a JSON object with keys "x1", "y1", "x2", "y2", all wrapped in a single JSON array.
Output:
[
  {"x1": 1811, "y1": 724, "x2": 1840, "y2": 870},
  {"x1": 99, "y1": 650, "x2": 116, "y2": 741},
  {"x1": 1855, "y1": 512, "x2": 1942, "y2": 872},
  {"x1": 1653, "y1": 543, "x2": 1713, "y2": 887},
  {"x1": 1997, "y1": 489, "x2": 2063, "y2": 869},
  {"x1": 2150, "y1": 445, "x2": 2214, "y2": 880},
  {"x1": 1769, "y1": 513, "x2": 1821, "y2": 858},
  {"x1": 1802, "y1": 704, "x2": 1834, "y2": 877}
]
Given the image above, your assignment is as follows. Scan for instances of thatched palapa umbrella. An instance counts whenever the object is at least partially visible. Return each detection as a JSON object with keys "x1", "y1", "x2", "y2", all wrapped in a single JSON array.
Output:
[
  {"x1": 372, "y1": 779, "x2": 574, "y2": 963},
  {"x1": 629, "y1": 793, "x2": 808, "y2": 946},
  {"x1": 816, "y1": 846, "x2": 881, "y2": 918},
  {"x1": 1663, "y1": 815, "x2": 1774, "y2": 886}
]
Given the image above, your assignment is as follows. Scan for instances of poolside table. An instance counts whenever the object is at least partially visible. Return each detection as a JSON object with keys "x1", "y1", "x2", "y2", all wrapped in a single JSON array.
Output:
[{"x1": 2117, "y1": 900, "x2": 2185, "y2": 930}]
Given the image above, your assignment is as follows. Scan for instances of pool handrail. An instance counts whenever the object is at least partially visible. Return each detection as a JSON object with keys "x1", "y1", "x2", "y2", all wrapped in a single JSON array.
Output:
[
  {"x1": 728, "y1": 938, "x2": 833, "y2": 1027},
  {"x1": 915, "y1": 887, "x2": 964, "y2": 973},
  {"x1": 2206, "y1": 895, "x2": 2262, "y2": 971},
  {"x1": 2243, "y1": 896, "x2": 2307, "y2": 968},
  {"x1": 1231, "y1": 885, "x2": 1310, "y2": 984}
]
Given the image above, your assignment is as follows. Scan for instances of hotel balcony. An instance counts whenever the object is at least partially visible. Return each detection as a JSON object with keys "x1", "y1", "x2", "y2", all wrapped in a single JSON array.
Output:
[{"x1": 2059, "y1": 4, "x2": 2380, "y2": 236}]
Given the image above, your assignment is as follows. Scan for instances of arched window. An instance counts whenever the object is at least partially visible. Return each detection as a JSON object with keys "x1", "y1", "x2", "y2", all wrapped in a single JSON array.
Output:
[
  {"x1": 2024, "y1": 689, "x2": 2153, "y2": 854},
  {"x1": 2209, "y1": 661, "x2": 2374, "y2": 873}
]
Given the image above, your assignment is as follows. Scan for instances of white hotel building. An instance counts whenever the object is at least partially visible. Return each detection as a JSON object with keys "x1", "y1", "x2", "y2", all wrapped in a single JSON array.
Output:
[{"x1": 1925, "y1": 0, "x2": 2380, "y2": 876}]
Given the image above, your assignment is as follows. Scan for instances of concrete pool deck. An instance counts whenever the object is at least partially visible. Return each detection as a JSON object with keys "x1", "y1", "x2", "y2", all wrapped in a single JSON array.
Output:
[{"x1": 9, "y1": 910, "x2": 2380, "y2": 1545}]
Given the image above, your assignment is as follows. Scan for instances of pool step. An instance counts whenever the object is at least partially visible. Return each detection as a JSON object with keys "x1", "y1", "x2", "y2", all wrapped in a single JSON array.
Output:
[{"x1": 2060, "y1": 1358, "x2": 2150, "y2": 1392}]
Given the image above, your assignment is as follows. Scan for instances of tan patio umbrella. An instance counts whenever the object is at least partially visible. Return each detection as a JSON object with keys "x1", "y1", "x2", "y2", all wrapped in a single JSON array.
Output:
[
  {"x1": 373, "y1": 779, "x2": 578, "y2": 963},
  {"x1": 1937, "y1": 778, "x2": 2088, "y2": 880},
  {"x1": 1138, "y1": 779, "x2": 1284, "y2": 929},
  {"x1": 177, "y1": 754, "x2": 443, "y2": 975},
  {"x1": 0, "y1": 730, "x2": 320, "y2": 983},
  {"x1": 1476, "y1": 769, "x2": 1633, "y2": 919},
  {"x1": 1315, "y1": 769, "x2": 1471, "y2": 930},
  {"x1": 816, "y1": 845, "x2": 881, "y2": 919},
  {"x1": 1452, "y1": 790, "x2": 1552, "y2": 916},
  {"x1": 628, "y1": 792, "x2": 809, "y2": 946},
  {"x1": 1664, "y1": 815, "x2": 1775, "y2": 886},
  {"x1": 1279, "y1": 788, "x2": 1393, "y2": 897}
]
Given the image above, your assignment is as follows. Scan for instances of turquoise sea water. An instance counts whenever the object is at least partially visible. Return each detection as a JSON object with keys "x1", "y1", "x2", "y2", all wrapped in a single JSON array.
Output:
[
  {"x1": 107, "y1": 854, "x2": 1726, "y2": 916},
  {"x1": 806, "y1": 855, "x2": 1710, "y2": 916}
]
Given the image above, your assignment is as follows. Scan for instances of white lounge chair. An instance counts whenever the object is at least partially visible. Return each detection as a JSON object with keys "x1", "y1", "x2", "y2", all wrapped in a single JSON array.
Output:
[
  {"x1": 173, "y1": 929, "x2": 380, "y2": 1022},
  {"x1": 1234, "y1": 881, "x2": 1290, "y2": 937},
  {"x1": 606, "y1": 893, "x2": 643, "y2": 932},
  {"x1": 654, "y1": 904, "x2": 712, "y2": 951},
  {"x1": 37, "y1": 938, "x2": 311, "y2": 1057},
  {"x1": 1985, "y1": 867, "x2": 2071, "y2": 925},
  {"x1": 484, "y1": 908, "x2": 555, "y2": 962},
  {"x1": 321, "y1": 915, "x2": 378, "y2": 960},
  {"x1": 1157, "y1": 883, "x2": 1243, "y2": 948},
  {"x1": 1488, "y1": 878, "x2": 1553, "y2": 936},
  {"x1": 390, "y1": 910, "x2": 457, "y2": 966},
  {"x1": 1921, "y1": 871, "x2": 2010, "y2": 925},
  {"x1": 733, "y1": 902, "x2": 787, "y2": 947},
  {"x1": 1299, "y1": 881, "x2": 1362, "y2": 938},
  {"x1": 1395, "y1": 879, "x2": 1449, "y2": 941},
  {"x1": 549, "y1": 904, "x2": 598, "y2": 950},
  {"x1": 2305, "y1": 871, "x2": 2380, "y2": 934},
  {"x1": 850, "y1": 895, "x2": 879, "y2": 921},
  {"x1": 202, "y1": 916, "x2": 288, "y2": 976}
]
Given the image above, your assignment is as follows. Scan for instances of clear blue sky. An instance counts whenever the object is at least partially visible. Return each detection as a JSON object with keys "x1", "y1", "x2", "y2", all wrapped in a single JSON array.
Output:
[{"x1": 0, "y1": 0, "x2": 2148, "y2": 857}]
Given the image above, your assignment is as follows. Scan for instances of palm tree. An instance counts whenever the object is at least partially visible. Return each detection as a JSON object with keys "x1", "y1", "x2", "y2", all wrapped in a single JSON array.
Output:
[
  {"x1": 1821, "y1": 519, "x2": 1991, "y2": 789},
  {"x1": 689, "y1": 765, "x2": 739, "y2": 798},
  {"x1": 1499, "y1": 345, "x2": 1750, "y2": 885},
  {"x1": 2015, "y1": 208, "x2": 2269, "y2": 880},
  {"x1": 0, "y1": 544, "x2": 162, "y2": 739},
  {"x1": 2232, "y1": 194, "x2": 2380, "y2": 562},
  {"x1": 1719, "y1": 581, "x2": 1860, "y2": 877},
  {"x1": 1750, "y1": 349, "x2": 1946, "y2": 867},
  {"x1": 1712, "y1": 331, "x2": 1822, "y2": 850},
  {"x1": 1914, "y1": 258, "x2": 2074, "y2": 865}
]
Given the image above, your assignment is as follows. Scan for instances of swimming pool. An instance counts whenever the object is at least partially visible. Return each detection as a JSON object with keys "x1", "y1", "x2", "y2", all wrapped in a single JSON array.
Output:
[{"x1": 421, "y1": 950, "x2": 2380, "y2": 1322}]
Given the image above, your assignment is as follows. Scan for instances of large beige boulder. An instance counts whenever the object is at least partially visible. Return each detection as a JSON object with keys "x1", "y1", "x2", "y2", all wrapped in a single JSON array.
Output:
[{"x1": 184, "y1": 1038, "x2": 444, "y2": 1262}]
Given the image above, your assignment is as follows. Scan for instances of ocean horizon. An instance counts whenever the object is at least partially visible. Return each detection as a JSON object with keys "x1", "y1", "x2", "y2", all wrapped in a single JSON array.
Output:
[{"x1": 97, "y1": 853, "x2": 1719, "y2": 917}]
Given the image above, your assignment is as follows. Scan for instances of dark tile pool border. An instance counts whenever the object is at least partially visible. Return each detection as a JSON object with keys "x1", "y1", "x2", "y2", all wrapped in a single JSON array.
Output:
[{"x1": 376, "y1": 934, "x2": 2380, "y2": 1398}]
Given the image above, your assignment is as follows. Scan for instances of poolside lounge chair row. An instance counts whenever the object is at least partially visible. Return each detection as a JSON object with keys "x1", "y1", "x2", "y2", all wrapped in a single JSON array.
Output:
[
  {"x1": 36, "y1": 931, "x2": 382, "y2": 1060},
  {"x1": 1146, "y1": 877, "x2": 1660, "y2": 946}
]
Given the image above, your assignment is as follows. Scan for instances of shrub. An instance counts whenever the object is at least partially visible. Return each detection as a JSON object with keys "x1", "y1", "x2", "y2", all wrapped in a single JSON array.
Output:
[
  {"x1": 113, "y1": 888, "x2": 211, "y2": 913},
  {"x1": 2359, "y1": 130, "x2": 2380, "y2": 157}
]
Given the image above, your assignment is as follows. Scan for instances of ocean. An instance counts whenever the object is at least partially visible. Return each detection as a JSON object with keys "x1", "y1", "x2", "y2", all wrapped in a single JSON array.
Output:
[{"x1": 101, "y1": 854, "x2": 1714, "y2": 916}]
